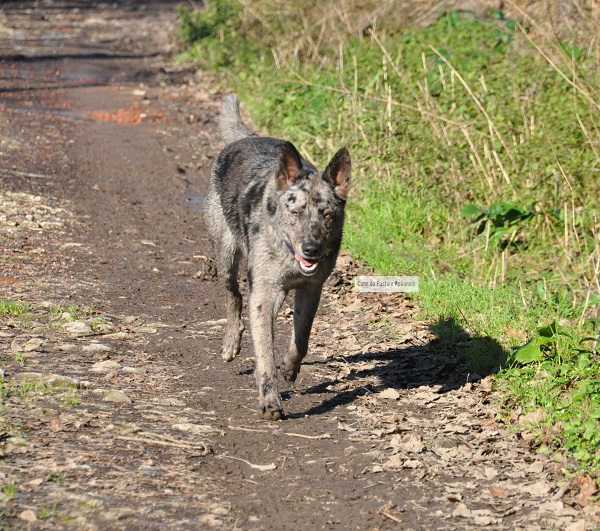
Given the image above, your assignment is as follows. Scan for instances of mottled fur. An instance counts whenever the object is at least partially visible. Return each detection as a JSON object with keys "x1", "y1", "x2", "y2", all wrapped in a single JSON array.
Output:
[{"x1": 204, "y1": 94, "x2": 351, "y2": 420}]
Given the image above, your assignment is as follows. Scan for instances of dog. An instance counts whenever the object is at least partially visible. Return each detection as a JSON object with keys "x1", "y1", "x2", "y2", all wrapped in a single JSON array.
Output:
[{"x1": 204, "y1": 94, "x2": 351, "y2": 420}]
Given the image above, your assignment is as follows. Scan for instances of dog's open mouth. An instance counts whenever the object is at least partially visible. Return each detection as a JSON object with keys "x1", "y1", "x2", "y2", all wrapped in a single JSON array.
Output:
[{"x1": 294, "y1": 252, "x2": 319, "y2": 274}]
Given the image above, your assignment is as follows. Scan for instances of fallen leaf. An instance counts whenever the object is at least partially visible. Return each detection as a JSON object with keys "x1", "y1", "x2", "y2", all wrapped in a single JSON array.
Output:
[
  {"x1": 489, "y1": 485, "x2": 512, "y2": 498},
  {"x1": 399, "y1": 434, "x2": 423, "y2": 454},
  {"x1": 19, "y1": 510, "x2": 37, "y2": 523},
  {"x1": 566, "y1": 520, "x2": 587, "y2": 531},
  {"x1": 573, "y1": 474, "x2": 598, "y2": 500},
  {"x1": 538, "y1": 500, "x2": 564, "y2": 515},
  {"x1": 378, "y1": 388, "x2": 400, "y2": 400},
  {"x1": 473, "y1": 515, "x2": 501, "y2": 526},
  {"x1": 523, "y1": 481, "x2": 552, "y2": 496},
  {"x1": 453, "y1": 503, "x2": 472, "y2": 518},
  {"x1": 47, "y1": 417, "x2": 65, "y2": 432}
]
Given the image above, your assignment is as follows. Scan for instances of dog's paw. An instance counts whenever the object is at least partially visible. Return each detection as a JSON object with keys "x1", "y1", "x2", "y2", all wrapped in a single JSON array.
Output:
[
  {"x1": 258, "y1": 406, "x2": 284, "y2": 421},
  {"x1": 280, "y1": 362, "x2": 299, "y2": 384},
  {"x1": 221, "y1": 344, "x2": 240, "y2": 363},
  {"x1": 221, "y1": 325, "x2": 244, "y2": 362},
  {"x1": 258, "y1": 391, "x2": 284, "y2": 421}
]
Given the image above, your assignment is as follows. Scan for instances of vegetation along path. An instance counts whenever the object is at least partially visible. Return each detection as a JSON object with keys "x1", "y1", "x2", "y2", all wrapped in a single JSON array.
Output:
[{"x1": 0, "y1": 1, "x2": 597, "y2": 529}]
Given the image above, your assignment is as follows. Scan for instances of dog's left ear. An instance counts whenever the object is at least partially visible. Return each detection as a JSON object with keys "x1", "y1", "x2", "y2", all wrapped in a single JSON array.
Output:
[
  {"x1": 323, "y1": 147, "x2": 351, "y2": 200},
  {"x1": 276, "y1": 141, "x2": 303, "y2": 192}
]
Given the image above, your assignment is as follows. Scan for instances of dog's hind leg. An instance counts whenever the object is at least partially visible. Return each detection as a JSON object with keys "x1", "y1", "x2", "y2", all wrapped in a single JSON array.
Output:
[
  {"x1": 247, "y1": 279, "x2": 287, "y2": 420},
  {"x1": 281, "y1": 285, "x2": 322, "y2": 384},
  {"x1": 216, "y1": 235, "x2": 245, "y2": 363}
]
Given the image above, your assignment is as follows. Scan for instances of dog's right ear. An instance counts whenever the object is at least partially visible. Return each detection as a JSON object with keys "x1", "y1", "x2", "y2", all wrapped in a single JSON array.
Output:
[{"x1": 276, "y1": 141, "x2": 303, "y2": 192}]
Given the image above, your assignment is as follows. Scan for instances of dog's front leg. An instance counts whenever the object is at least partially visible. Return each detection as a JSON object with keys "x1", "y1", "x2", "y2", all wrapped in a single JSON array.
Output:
[
  {"x1": 248, "y1": 280, "x2": 287, "y2": 420},
  {"x1": 281, "y1": 285, "x2": 322, "y2": 384}
]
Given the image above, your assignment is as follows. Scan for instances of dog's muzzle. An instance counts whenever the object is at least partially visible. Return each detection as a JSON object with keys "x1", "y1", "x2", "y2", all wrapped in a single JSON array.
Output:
[{"x1": 284, "y1": 240, "x2": 320, "y2": 275}]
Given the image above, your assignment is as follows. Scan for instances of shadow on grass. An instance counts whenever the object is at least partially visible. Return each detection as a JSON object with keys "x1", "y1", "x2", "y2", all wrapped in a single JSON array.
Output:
[{"x1": 286, "y1": 316, "x2": 508, "y2": 418}]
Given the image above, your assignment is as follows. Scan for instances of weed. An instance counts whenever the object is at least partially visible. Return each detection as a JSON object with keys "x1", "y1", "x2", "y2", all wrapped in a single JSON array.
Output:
[
  {"x1": 49, "y1": 471, "x2": 67, "y2": 483},
  {"x1": 64, "y1": 392, "x2": 80, "y2": 406},
  {"x1": 39, "y1": 502, "x2": 59, "y2": 520},
  {"x1": 0, "y1": 298, "x2": 30, "y2": 316},
  {"x1": 18, "y1": 379, "x2": 34, "y2": 399},
  {"x1": 1, "y1": 481, "x2": 16, "y2": 501},
  {"x1": 77, "y1": 499, "x2": 102, "y2": 510},
  {"x1": 14, "y1": 352, "x2": 27, "y2": 365}
]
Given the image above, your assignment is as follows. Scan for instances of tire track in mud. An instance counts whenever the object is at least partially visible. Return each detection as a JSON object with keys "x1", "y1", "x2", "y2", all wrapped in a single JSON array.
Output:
[{"x1": 0, "y1": 2, "x2": 597, "y2": 529}]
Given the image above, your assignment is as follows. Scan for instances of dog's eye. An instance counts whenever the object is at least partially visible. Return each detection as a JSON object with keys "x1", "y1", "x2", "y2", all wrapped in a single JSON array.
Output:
[
  {"x1": 324, "y1": 213, "x2": 332, "y2": 219},
  {"x1": 292, "y1": 211, "x2": 300, "y2": 217}
]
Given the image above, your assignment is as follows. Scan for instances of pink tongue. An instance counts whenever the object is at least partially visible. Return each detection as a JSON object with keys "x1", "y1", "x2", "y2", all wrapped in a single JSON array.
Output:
[{"x1": 294, "y1": 252, "x2": 316, "y2": 267}]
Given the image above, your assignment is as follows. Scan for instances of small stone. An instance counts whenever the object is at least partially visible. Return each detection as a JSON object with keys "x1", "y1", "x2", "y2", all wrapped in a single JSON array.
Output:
[
  {"x1": 90, "y1": 360, "x2": 122, "y2": 373},
  {"x1": 212, "y1": 507, "x2": 229, "y2": 516},
  {"x1": 62, "y1": 321, "x2": 92, "y2": 335},
  {"x1": 103, "y1": 391, "x2": 132, "y2": 404},
  {"x1": 25, "y1": 477, "x2": 45, "y2": 489},
  {"x1": 46, "y1": 374, "x2": 79, "y2": 387},
  {"x1": 154, "y1": 398, "x2": 186, "y2": 407},
  {"x1": 172, "y1": 423, "x2": 215, "y2": 434},
  {"x1": 23, "y1": 338, "x2": 46, "y2": 351},
  {"x1": 55, "y1": 343, "x2": 78, "y2": 352},
  {"x1": 82, "y1": 343, "x2": 112, "y2": 354},
  {"x1": 122, "y1": 366, "x2": 146, "y2": 375},
  {"x1": 101, "y1": 332, "x2": 130, "y2": 340},
  {"x1": 19, "y1": 510, "x2": 37, "y2": 523}
]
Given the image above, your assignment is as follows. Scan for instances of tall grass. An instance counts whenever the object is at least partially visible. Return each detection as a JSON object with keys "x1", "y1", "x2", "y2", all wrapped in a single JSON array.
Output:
[{"x1": 178, "y1": 0, "x2": 600, "y2": 472}]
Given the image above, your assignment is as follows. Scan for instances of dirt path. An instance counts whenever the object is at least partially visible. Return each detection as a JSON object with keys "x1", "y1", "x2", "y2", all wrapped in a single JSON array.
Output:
[{"x1": 0, "y1": 2, "x2": 597, "y2": 529}]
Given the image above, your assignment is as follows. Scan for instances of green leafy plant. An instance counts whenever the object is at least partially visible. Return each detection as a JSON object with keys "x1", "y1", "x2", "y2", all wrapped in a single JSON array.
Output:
[
  {"x1": 462, "y1": 201, "x2": 536, "y2": 249},
  {"x1": 511, "y1": 320, "x2": 559, "y2": 364}
]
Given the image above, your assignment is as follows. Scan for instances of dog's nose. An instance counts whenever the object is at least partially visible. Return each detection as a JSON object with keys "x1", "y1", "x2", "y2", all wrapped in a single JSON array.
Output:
[{"x1": 301, "y1": 241, "x2": 322, "y2": 259}]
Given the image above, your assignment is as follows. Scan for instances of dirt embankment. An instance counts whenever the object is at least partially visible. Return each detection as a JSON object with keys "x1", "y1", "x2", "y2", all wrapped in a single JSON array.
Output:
[{"x1": 0, "y1": 1, "x2": 598, "y2": 529}]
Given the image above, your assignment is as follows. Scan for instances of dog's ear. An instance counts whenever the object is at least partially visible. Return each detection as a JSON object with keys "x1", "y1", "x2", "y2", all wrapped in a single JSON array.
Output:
[
  {"x1": 276, "y1": 141, "x2": 303, "y2": 192},
  {"x1": 323, "y1": 147, "x2": 351, "y2": 200}
]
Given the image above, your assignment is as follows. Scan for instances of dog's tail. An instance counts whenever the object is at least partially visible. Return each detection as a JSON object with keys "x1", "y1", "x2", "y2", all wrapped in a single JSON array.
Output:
[{"x1": 219, "y1": 94, "x2": 257, "y2": 145}]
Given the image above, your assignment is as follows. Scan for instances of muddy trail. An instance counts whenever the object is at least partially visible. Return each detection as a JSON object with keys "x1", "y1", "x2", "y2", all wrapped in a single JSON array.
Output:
[{"x1": 0, "y1": 2, "x2": 597, "y2": 529}]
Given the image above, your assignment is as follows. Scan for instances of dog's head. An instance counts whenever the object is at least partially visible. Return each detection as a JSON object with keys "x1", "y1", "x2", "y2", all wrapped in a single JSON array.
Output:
[{"x1": 272, "y1": 142, "x2": 351, "y2": 276}]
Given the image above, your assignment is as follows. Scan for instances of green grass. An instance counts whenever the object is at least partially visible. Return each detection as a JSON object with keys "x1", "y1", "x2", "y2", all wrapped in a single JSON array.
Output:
[
  {"x1": 1, "y1": 482, "x2": 16, "y2": 501},
  {"x1": 0, "y1": 298, "x2": 30, "y2": 316},
  {"x1": 39, "y1": 502, "x2": 59, "y2": 520},
  {"x1": 178, "y1": 2, "x2": 600, "y2": 474},
  {"x1": 63, "y1": 392, "x2": 80, "y2": 406}
]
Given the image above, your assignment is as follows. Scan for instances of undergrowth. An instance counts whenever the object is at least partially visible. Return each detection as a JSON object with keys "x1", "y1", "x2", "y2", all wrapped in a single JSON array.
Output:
[{"x1": 178, "y1": 1, "x2": 600, "y2": 475}]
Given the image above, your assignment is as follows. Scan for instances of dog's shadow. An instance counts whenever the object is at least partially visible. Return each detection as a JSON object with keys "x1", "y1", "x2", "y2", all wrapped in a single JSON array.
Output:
[{"x1": 280, "y1": 316, "x2": 508, "y2": 418}]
